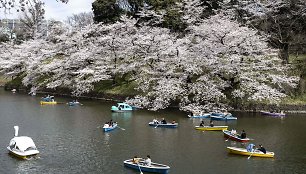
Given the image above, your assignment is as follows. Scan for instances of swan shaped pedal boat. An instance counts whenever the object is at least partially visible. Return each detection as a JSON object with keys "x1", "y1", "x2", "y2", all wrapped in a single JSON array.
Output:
[{"x1": 7, "y1": 126, "x2": 39, "y2": 159}]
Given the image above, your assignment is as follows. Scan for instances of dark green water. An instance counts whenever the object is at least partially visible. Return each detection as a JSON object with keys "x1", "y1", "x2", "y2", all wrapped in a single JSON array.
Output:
[{"x1": 0, "y1": 88, "x2": 305, "y2": 174}]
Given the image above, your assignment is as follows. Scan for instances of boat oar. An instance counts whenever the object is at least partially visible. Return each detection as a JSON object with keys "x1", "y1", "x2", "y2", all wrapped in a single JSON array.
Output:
[
  {"x1": 248, "y1": 151, "x2": 254, "y2": 159},
  {"x1": 225, "y1": 137, "x2": 231, "y2": 142},
  {"x1": 155, "y1": 124, "x2": 159, "y2": 128},
  {"x1": 117, "y1": 126, "x2": 125, "y2": 130},
  {"x1": 137, "y1": 163, "x2": 143, "y2": 174}
]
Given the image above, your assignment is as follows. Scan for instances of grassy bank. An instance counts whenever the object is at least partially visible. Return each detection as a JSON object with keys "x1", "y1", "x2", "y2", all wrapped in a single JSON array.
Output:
[{"x1": 0, "y1": 76, "x2": 10, "y2": 86}]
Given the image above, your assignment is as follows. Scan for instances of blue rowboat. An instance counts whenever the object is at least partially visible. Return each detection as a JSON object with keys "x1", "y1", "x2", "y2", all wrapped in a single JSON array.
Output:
[
  {"x1": 68, "y1": 101, "x2": 81, "y2": 106},
  {"x1": 187, "y1": 113, "x2": 211, "y2": 118},
  {"x1": 210, "y1": 115, "x2": 237, "y2": 121},
  {"x1": 211, "y1": 112, "x2": 232, "y2": 117},
  {"x1": 111, "y1": 103, "x2": 134, "y2": 112},
  {"x1": 103, "y1": 123, "x2": 118, "y2": 132},
  {"x1": 124, "y1": 159, "x2": 170, "y2": 174},
  {"x1": 260, "y1": 111, "x2": 286, "y2": 117},
  {"x1": 148, "y1": 122, "x2": 178, "y2": 128}
]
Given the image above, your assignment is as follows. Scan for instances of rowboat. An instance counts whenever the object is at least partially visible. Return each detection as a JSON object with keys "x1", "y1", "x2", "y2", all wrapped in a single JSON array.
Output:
[
  {"x1": 40, "y1": 101, "x2": 57, "y2": 105},
  {"x1": 187, "y1": 113, "x2": 211, "y2": 118},
  {"x1": 124, "y1": 159, "x2": 170, "y2": 174},
  {"x1": 260, "y1": 111, "x2": 286, "y2": 117},
  {"x1": 111, "y1": 103, "x2": 134, "y2": 112},
  {"x1": 103, "y1": 123, "x2": 118, "y2": 132},
  {"x1": 7, "y1": 126, "x2": 39, "y2": 159},
  {"x1": 68, "y1": 101, "x2": 81, "y2": 106},
  {"x1": 195, "y1": 126, "x2": 228, "y2": 131},
  {"x1": 148, "y1": 122, "x2": 178, "y2": 128},
  {"x1": 227, "y1": 147, "x2": 274, "y2": 158},
  {"x1": 223, "y1": 130, "x2": 252, "y2": 142},
  {"x1": 210, "y1": 115, "x2": 237, "y2": 121},
  {"x1": 211, "y1": 112, "x2": 232, "y2": 117}
]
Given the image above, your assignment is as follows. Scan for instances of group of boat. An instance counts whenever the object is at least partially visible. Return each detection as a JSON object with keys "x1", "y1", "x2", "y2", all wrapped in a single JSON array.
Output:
[
  {"x1": 189, "y1": 111, "x2": 275, "y2": 159},
  {"x1": 188, "y1": 112, "x2": 238, "y2": 120},
  {"x1": 8, "y1": 99, "x2": 277, "y2": 173}
]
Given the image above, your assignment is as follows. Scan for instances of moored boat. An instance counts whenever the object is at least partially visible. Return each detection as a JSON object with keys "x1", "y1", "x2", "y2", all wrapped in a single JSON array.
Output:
[
  {"x1": 124, "y1": 159, "x2": 170, "y2": 174},
  {"x1": 111, "y1": 103, "x2": 134, "y2": 112},
  {"x1": 227, "y1": 146, "x2": 274, "y2": 158},
  {"x1": 223, "y1": 130, "x2": 252, "y2": 142},
  {"x1": 210, "y1": 115, "x2": 237, "y2": 121},
  {"x1": 68, "y1": 101, "x2": 81, "y2": 106},
  {"x1": 211, "y1": 112, "x2": 232, "y2": 117},
  {"x1": 7, "y1": 126, "x2": 39, "y2": 159},
  {"x1": 260, "y1": 111, "x2": 286, "y2": 117},
  {"x1": 103, "y1": 123, "x2": 118, "y2": 132},
  {"x1": 188, "y1": 113, "x2": 211, "y2": 118},
  {"x1": 148, "y1": 122, "x2": 178, "y2": 128},
  {"x1": 195, "y1": 126, "x2": 228, "y2": 131}
]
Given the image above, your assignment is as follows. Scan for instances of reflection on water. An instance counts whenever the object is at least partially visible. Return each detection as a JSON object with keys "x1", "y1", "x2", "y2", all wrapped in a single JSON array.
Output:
[
  {"x1": 0, "y1": 89, "x2": 306, "y2": 174},
  {"x1": 111, "y1": 112, "x2": 133, "y2": 118}
]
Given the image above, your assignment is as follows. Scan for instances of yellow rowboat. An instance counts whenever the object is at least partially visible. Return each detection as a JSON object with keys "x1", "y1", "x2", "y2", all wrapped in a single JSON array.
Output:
[
  {"x1": 195, "y1": 126, "x2": 228, "y2": 131},
  {"x1": 227, "y1": 147, "x2": 274, "y2": 158},
  {"x1": 40, "y1": 101, "x2": 57, "y2": 105}
]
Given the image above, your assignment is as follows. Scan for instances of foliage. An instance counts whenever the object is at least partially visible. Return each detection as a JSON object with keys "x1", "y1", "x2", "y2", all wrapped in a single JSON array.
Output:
[
  {"x1": 0, "y1": 12, "x2": 299, "y2": 113},
  {"x1": 92, "y1": 0, "x2": 123, "y2": 23},
  {"x1": 232, "y1": 0, "x2": 306, "y2": 63},
  {"x1": 65, "y1": 12, "x2": 94, "y2": 30}
]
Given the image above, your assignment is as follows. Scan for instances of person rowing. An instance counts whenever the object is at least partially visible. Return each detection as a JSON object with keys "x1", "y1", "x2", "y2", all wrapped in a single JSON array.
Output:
[
  {"x1": 209, "y1": 120, "x2": 214, "y2": 127},
  {"x1": 161, "y1": 118, "x2": 167, "y2": 124},
  {"x1": 239, "y1": 130, "x2": 247, "y2": 139},
  {"x1": 246, "y1": 143, "x2": 255, "y2": 152},
  {"x1": 257, "y1": 144, "x2": 266, "y2": 154},
  {"x1": 199, "y1": 121, "x2": 205, "y2": 127}
]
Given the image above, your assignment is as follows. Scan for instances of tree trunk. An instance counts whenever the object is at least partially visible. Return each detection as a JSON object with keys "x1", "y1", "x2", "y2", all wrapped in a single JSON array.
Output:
[{"x1": 279, "y1": 43, "x2": 289, "y2": 64}]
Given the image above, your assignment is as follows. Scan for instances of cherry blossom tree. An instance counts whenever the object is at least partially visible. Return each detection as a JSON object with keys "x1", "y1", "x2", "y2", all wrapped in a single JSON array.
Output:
[{"x1": 0, "y1": 13, "x2": 299, "y2": 113}]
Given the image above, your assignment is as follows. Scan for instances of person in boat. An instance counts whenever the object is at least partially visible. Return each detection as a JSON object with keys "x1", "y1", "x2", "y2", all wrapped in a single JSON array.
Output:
[
  {"x1": 104, "y1": 122, "x2": 110, "y2": 128},
  {"x1": 239, "y1": 130, "x2": 247, "y2": 139},
  {"x1": 109, "y1": 120, "x2": 114, "y2": 127},
  {"x1": 257, "y1": 144, "x2": 266, "y2": 154},
  {"x1": 172, "y1": 120, "x2": 176, "y2": 124},
  {"x1": 246, "y1": 143, "x2": 255, "y2": 152},
  {"x1": 153, "y1": 118, "x2": 159, "y2": 124},
  {"x1": 161, "y1": 118, "x2": 167, "y2": 124},
  {"x1": 230, "y1": 129, "x2": 237, "y2": 135},
  {"x1": 209, "y1": 120, "x2": 214, "y2": 127},
  {"x1": 199, "y1": 121, "x2": 205, "y2": 127},
  {"x1": 133, "y1": 156, "x2": 140, "y2": 164},
  {"x1": 144, "y1": 155, "x2": 152, "y2": 166}
]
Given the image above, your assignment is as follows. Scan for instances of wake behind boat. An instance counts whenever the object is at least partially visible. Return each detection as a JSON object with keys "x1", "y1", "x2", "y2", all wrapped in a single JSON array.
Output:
[
  {"x1": 124, "y1": 159, "x2": 170, "y2": 174},
  {"x1": 7, "y1": 126, "x2": 39, "y2": 159},
  {"x1": 227, "y1": 147, "x2": 274, "y2": 158}
]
